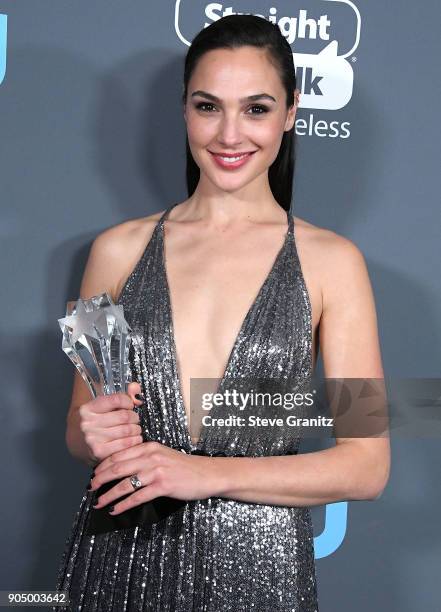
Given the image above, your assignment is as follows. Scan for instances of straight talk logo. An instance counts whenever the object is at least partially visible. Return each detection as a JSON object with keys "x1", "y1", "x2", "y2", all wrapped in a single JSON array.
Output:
[{"x1": 174, "y1": 1, "x2": 362, "y2": 138}]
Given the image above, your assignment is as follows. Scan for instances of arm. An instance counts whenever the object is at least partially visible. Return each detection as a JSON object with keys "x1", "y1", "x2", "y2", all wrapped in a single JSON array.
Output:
[
  {"x1": 66, "y1": 373, "x2": 98, "y2": 468},
  {"x1": 209, "y1": 236, "x2": 391, "y2": 507},
  {"x1": 65, "y1": 220, "x2": 155, "y2": 467}
]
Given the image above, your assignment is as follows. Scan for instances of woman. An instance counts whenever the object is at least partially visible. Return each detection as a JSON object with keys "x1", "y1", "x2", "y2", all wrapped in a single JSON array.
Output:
[{"x1": 54, "y1": 14, "x2": 390, "y2": 611}]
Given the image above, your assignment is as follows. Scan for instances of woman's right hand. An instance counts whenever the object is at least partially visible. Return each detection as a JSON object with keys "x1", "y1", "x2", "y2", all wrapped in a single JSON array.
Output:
[{"x1": 79, "y1": 381, "x2": 144, "y2": 466}]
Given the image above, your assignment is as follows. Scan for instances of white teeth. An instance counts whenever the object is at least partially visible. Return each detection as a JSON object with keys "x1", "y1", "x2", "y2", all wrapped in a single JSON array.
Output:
[{"x1": 218, "y1": 154, "x2": 249, "y2": 163}]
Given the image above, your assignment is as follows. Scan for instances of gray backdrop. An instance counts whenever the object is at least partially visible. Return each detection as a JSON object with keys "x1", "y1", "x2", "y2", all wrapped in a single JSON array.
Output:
[{"x1": 1, "y1": 1, "x2": 440, "y2": 610}]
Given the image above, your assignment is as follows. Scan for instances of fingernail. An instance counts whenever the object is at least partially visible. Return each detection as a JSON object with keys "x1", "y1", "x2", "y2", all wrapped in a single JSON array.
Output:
[
  {"x1": 93, "y1": 500, "x2": 100, "y2": 507},
  {"x1": 135, "y1": 393, "x2": 145, "y2": 401},
  {"x1": 108, "y1": 505, "x2": 114, "y2": 513}
]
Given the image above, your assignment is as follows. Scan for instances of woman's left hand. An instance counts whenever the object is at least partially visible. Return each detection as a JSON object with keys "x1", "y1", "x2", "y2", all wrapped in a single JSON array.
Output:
[{"x1": 90, "y1": 441, "x2": 224, "y2": 514}]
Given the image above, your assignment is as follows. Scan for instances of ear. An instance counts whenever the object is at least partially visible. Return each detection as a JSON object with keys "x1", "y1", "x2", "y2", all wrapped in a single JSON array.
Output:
[{"x1": 284, "y1": 89, "x2": 300, "y2": 132}]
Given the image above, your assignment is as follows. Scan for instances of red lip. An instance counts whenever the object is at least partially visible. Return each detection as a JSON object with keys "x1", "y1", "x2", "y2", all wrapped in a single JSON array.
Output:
[{"x1": 209, "y1": 150, "x2": 257, "y2": 170}]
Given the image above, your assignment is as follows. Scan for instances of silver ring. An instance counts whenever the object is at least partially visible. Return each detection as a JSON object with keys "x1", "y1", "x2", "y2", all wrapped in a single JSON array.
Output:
[{"x1": 129, "y1": 474, "x2": 142, "y2": 490}]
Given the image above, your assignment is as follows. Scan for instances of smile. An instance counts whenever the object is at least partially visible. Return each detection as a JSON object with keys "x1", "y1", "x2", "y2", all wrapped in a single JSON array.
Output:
[{"x1": 208, "y1": 150, "x2": 257, "y2": 169}]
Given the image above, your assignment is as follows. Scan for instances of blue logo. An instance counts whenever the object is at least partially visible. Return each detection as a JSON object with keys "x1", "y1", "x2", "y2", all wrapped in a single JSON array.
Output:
[
  {"x1": 0, "y1": 14, "x2": 7, "y2": 85},
  {"x1": 314, "y1": 501, "x2": 348, "y2": 558}
]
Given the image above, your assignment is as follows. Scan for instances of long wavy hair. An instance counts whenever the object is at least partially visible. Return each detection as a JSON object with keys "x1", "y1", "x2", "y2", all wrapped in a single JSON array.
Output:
[{"x1": 182, "y1": 14, "x2": 298, "y2": 213}]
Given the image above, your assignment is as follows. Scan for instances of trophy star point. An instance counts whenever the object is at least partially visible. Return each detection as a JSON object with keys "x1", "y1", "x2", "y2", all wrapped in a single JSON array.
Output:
[{"x1": 59, "y1": 298, "x2": 107, "y2": 344}]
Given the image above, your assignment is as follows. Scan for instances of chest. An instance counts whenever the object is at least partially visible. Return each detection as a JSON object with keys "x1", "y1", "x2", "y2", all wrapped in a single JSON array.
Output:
[{"x1": 165, "y1": 235, "x2": 287, "y2": 378}]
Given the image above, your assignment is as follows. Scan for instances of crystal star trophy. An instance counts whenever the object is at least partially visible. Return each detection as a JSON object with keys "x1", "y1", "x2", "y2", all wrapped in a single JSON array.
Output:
[{"x1": 58, "y1": 292, "x2": 186, "y2": 535}]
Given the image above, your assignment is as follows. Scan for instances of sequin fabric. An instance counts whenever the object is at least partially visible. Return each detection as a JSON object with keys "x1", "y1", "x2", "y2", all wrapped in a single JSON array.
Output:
[{"x1": 53, "y1": 203, "x2": 319, "y2": 611}]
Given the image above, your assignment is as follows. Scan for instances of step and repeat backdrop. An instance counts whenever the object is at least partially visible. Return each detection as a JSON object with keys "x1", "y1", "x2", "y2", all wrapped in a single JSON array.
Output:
[{"x1": 1, "y1": 2, "x2": 440, "y2": 610}]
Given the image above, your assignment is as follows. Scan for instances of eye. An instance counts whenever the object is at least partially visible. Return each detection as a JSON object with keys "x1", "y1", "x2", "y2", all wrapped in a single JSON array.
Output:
[
  {"x1": 194, "y1": 102, "x2": 270, "y2": 115},
  {"x1": 195, "y1": 102, "x2": 217, "y2": 112},
  {"x1": 247, "y1": 105, "x2": 269, "y2": 115}
]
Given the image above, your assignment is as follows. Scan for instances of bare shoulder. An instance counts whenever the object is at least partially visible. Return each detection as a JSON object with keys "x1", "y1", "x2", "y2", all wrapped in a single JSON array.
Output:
[
  {"x1": 291, "y1": 215, "x2": 370, "y2": 312},
  {"x1": 293, "y1": 214, "x2": 366, "y2": 263},
  {"x1": 79, "y1": 209, "x2": 167, "y2": 303}
]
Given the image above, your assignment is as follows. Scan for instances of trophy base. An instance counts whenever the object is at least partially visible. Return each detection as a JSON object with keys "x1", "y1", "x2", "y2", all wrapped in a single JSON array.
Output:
[{"x1": 85, "y1": 478, "x2": 187, "y2": 535}]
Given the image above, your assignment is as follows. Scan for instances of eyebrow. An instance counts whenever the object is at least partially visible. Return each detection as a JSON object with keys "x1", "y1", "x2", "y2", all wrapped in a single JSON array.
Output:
[{"x1": 191, "y1": 90, "x2": 276, "y2": 103}]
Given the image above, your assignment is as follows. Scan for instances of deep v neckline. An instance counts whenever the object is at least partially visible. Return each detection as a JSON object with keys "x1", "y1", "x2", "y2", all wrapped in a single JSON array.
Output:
[{"x1": 160, "y1": 203, "x2": 292, "y2": 449}]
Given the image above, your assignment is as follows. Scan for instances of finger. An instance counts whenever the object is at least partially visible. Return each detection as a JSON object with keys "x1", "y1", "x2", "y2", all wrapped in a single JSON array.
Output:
[
  {"x1": 93, "y1": 440, "x2": 160, "y2": 475},
  {"x1": 92, "y1": 455, "x2": 148, "y2": 491},
  {"x1": 109, "y1": 483, "x2": 164, "y2": 515},
  {"x1": 99, "y1": 434, "x2": 143, "y2": 458},
  {"x1": 93, "y1": 470, "x2": 156, "y2": 509},
  {"x1": 95, "y1": 423, "x2": 142, "y2": 442},
  {"x1": 88, "y1": 392, "x2": 134, "y2": 414},
  {"x1": 126, "y1": 381, "x2": 144, "y2": 406},
  {"x1": 94, "y1": 442, "x2": 147, "y2": 475},
  {"x1": 90, "y1": 408, "x2": 140, "y2": 429}
]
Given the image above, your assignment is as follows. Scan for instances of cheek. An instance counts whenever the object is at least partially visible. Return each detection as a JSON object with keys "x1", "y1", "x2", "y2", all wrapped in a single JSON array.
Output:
[
  {"x1": 186, "y1": 114, "x2": 215, "y2": 144},
  {"x1": 249, "y1": 123, "x2": 285, "y2": 155}
]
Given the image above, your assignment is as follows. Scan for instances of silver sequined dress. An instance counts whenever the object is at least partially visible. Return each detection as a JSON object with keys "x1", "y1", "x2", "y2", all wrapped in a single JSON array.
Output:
[{"x1": 54, "y1": 203, "x2": 319, "y2": 611}]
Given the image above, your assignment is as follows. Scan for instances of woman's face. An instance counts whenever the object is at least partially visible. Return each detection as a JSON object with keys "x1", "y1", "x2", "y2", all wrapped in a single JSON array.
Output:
[{"x1": 184, "y1": 45, "x2": 298, "y2": 193}]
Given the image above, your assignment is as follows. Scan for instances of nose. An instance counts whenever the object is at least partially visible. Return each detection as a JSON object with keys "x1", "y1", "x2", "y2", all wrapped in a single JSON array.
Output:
[{"x1": 216, "y1": 113, "x2": 244, "y2": 147}]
